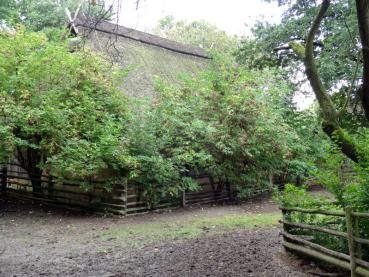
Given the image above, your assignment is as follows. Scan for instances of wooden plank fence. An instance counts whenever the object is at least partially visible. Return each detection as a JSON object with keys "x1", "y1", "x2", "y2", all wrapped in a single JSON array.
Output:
[
  {"x1": 0, "y1": 163, "x2": 270, "y2": 216},
  {"x1": 0, "y1": 164, "x2": 128, "y2": 215},
  {"x1": 281, "y1": 206, "x2": 369, "y2": 277}
]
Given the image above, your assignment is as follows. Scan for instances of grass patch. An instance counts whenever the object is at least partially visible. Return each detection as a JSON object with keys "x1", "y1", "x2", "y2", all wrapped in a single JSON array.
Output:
[
  {"x1": 96, "y1": 247, "x2": 113, "y2": 254},
  {"x1": 102, "y1": 212, "x2": 281, "y2": 248}
]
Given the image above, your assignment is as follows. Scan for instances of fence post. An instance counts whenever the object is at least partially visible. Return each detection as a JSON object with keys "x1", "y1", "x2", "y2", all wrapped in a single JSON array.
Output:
[
  {"x1": 227, "y1": 183, "x2": 233, "y2": 201},
  {"x1": 345, "y1": 206, "x2": 357, "y2": 277},
  {"x1": 282, "y1": 209, "x2": 290, "y2": 233},
  {"x1": 181, "y1": 190, "x2": 186, "y2": 207},
  {"x1": 269, "y1": 174, "x2": 274, "y2": 190},
  {"x1": 123, "y1": 179, "x2": 128, "y2": 216},
  {"x1": 1, "y1": 166, "x2": 7, "y2": 194},
  {"x1": 48, "y1": 175, "x2": 54, "y2": 200},
  {"x1": 354, "y1": 216, "x2": 362, "y2": 259}
]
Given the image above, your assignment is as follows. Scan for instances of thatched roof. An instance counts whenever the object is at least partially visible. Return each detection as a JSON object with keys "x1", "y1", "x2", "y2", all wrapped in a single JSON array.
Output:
[{"x1": 76, "y1": 18, "x2": 211, "y2": 99}]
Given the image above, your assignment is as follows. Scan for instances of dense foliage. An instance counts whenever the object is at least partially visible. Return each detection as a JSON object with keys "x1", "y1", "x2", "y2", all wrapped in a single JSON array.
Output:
[
  {"x1": 238, "y1": 0, "x2": 359, "y2": 87},
  {"x1": 0, "y1": 0, "x2": 113, "y2": 40},
  {"x1": 1, "y1": 0, "x2": 70, "y2": 31},
  {"x1": 268, "y1": 0, "x2": 369, "y2": 260},
  {"x1": 0, "y1": 28, "x2": 134, "y2": 190},
  {"x1": 152, "y1": 16, "x2": 239, "y2": 55},
  {"x1": 2, "y1": 0, "x2": 367, "y2": 219},
  {"x1": 258, "y1": 0, "x2": 369, "y2": 210},
  {"x1": 126, "y1": 54, "x2": 325, "y2": 204},
  {"x1": 0, "y1": 22, "x2": 326, "y2": 204},
  {"x1": 237, "y1": 0, "x2": 365, "y2": 129}
]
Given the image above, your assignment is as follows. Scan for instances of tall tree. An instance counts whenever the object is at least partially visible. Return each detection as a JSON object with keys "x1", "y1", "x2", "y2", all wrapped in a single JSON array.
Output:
[
  {"x1": 288, "y1": 0, "x2": 369, "y2": 163},
  {"x1": 236, "y1": 0, "x2": 369, "y2": 163},
  {"x1": 236, "y1": 0, "x2": 362, "y2": 116},
  {"x1": 152, "y1": 16, "x2": 239, "y2": 54},
  {"x1": 0, "y1": 0, "x2": 112, "y2": 33}
]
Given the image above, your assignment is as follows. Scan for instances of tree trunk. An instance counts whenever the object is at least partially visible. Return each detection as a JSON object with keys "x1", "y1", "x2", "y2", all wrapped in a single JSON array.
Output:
[
  {"x1": 296, "y1": 0, "x2": 360, "y2": 163},
  {"x1": 356, "y1": 0, "x2": 369, "y2": 120},
  {"x1": 1, "y1": 166, "x2": 7, "y2": 194},
  {"x1": 17, "y1": 148, "x2": 43, "y2": 195}
]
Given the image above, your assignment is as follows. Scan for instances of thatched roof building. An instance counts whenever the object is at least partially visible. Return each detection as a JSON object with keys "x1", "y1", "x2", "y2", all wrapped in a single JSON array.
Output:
[{"x1": 76, "y1": 19, "x2": 211, "y2": 99}]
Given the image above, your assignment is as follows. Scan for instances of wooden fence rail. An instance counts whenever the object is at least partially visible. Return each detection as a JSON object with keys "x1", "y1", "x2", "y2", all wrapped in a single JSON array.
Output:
[
  {"x1": 0, "y1": 163, "x2": 271, "y2": 216},
  {"x1": 281, "y1": 206, "x2": 369, "y2": 277}
]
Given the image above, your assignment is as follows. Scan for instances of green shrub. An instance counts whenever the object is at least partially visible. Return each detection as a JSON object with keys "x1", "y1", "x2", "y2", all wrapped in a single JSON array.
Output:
[{"x1": 0, "y1": 28, "x2": 135, "y2": 190}]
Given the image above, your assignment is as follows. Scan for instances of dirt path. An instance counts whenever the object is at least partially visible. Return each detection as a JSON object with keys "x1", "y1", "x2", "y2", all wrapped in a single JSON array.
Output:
[{"x1": 0, "y1": 196, "x2": 327, "y2": 277}]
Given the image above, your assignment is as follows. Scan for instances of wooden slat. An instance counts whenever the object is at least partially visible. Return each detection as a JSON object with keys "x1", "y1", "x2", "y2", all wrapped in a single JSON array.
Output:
[
  {"x1": 127, "y1": 201, "x2": 147, "y2": 207},
  {"x1": 100, "y1": 202, "x2": 126, "y2": 209},
  {"x1": 280, "y1": 220, "x2": 347, "y2": 238},
  {"x1": 186, "y1": 190, "x2": 218, "y2": 196},
  {"x1": 353, "y1": 212, "x2": 369, "y2": 219},
  {"x1": 189, "y1": 192, "x2": 228, "y2": 199},
  {"x1": 281, "y1": 207, "x2": 345, "y2": 217},
  {"x1": 2, "y1": 170, "x2": 49, "y2": 180},
  {"x1": 5, "y1": 174, "x2": 45, "y2": 183},
  {"x1": 356, "y1": 258, "x2": 369, "y2": 270},
  {"x1": 282, "y1": 232, "x2": 350, "y2": 261},
  {"x1": 355, "y1": 237, "x2": 369, "y2": 247},
  {"x1": 281, "y1": 206, "x2": 369, "y2": 275},
  {"x1": 187, "y1": 191, "x2": 228, "y2": 197},
  {"x1": 127, "y1": 206, "x2": 149, "y2": 212},
  {"x1": 186, "y1": 193, "x2": 227, "y2": 201},
  {"x1": 6, "y1": 190, "x2": 53, "y2": 202},
  {"x1": 283, "y1": 241, "x2": 369, "y2": 277}
]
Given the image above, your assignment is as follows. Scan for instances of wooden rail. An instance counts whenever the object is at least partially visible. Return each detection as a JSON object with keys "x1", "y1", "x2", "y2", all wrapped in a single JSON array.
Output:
[
  {"x1": 0, "y1": 164, "x2": 128, "y2": 214},
  {"x1": 0, "y1": 163, "x2": 265, "y2": 216},
  {"x1": 280, "y1": 206, "x2": 369, "y2": 277},
  {"x1": 1, "y1": 163, "x2": 271, "y2": 216}
]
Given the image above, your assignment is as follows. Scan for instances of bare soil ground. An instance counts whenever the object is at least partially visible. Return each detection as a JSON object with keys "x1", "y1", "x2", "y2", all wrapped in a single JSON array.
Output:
[{"x1": 0, "y1": 195, "x2": 338, "y2": 277}]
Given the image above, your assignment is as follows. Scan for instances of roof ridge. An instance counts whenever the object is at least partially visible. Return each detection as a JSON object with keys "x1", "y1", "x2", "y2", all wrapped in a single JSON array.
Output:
[{"x1": 75, "y1": 18, "x2": 211, "y2": 59}]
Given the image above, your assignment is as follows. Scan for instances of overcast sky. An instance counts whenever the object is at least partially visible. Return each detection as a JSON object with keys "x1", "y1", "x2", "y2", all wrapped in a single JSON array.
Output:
[{"x1": 116, "y1": 0, "x2": 284, "y2": 36}]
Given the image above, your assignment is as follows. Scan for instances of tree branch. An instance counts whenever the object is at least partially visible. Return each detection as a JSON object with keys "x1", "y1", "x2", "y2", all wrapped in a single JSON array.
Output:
[
  {"x1": 356, "y1": 0, "x2": 369, "y2": 120},
  {"x1": 338, "y1": 52, "x2": 360, "y2": 117},
  {"x1": 305, "y1": 1, "x2": 338, "y2": 123},
  {"x1": 291, "y1": 0, "x2": 359, "y2": 162}
]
